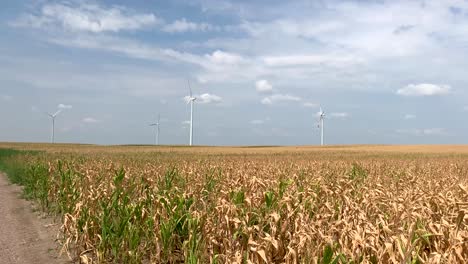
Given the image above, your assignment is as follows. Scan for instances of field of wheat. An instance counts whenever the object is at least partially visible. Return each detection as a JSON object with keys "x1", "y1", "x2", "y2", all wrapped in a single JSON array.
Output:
[{"x1": 0, "y1": 144, "x2": 467, "y2": 263}]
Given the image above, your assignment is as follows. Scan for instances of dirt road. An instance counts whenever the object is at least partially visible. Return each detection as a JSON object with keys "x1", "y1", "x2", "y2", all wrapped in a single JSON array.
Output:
[{"x1": 0, "y1": 173, "x2": 69, "y2": 264}]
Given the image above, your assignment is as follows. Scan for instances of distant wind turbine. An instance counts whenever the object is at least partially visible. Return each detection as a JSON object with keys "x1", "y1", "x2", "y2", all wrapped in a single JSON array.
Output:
[
  {"x1": 46, "y1": 109, "x2": 62, "y2": 143},
  {"x1": 317, "y1": 107, "x2": 325, "y2": 146},
  {"x1": 149, "y1": 114, "x2": 161, "y2": 145},
  {"x1": 186, "y1": 80, "x2": 197, "y2": 146}
]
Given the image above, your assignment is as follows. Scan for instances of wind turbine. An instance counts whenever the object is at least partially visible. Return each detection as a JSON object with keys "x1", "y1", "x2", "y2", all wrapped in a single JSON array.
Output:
[
  {"x1": 46, "y1": 109, "x2": 62, "y2": 143},
  {"x1": 149, "y1": 114, "x2": 161, "y2": 145},
  {"x1": 186, "y1": 80, "x2": 197, "y2": 146},
  {"x1": 317, "y1": 107, "x2": 325, "y2": 146}
]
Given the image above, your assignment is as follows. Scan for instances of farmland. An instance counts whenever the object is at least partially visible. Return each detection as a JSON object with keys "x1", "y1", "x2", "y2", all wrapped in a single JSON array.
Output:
[{"x1": 0, "y1": 143, "x2": 467, "y2": 263}]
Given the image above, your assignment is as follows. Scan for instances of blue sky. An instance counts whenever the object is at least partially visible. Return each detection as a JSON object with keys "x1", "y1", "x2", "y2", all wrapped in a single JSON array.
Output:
[{"x1": 1, "y1": 0, "x2": 467, "y2": 145}]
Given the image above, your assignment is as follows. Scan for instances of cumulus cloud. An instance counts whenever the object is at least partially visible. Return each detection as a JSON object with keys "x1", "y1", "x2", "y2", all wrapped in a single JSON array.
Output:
[
  {"x1": 58, "y1": 103, "x2": 72, "y2": 109},
  {"x1": 12, "y1": 2, "x2": 160, "y2": 33},
  {"x1": 261, "y1": 94, "x2": 301, "y2": 105},
  {"x1": 82, "y1": 117, "x2": 99, "y2": 123},
  {"x1": 204, "y1": 50, "x2": 245, "y2": 65},
  {"x1": 404, "y1": 114, "x2": 416, "y2": 119},
  {"x1": 163, "y1": 18, "x2": 215, "y2": 33},
  {"x1": 198, "y1": 93, "x2": 222, "y2": 104},
  {"x1": 184, "y1": 93, "x2": 223, "y2": 104},
  {"x1": 396, "y1": 84, "x2": 451, "y2": 96},
  {"x1": 255, "y1": 80, "x2": 273, "y2": 93},
  {"x1": 11, "y1": 1, "x2": 226, "y2": 61}
]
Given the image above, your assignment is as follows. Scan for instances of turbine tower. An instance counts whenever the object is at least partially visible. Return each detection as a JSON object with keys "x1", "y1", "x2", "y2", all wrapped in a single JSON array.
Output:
[
  {"x1": 149, "y1": 114, "x2": 161, "y2": 145},
  {"x1": 187, "y1": 80, "x2": 197, "y2": 146},
  {"x1": 46, "y1": 109, "x2": 62, "y2": 143},
  {"x1": 318, "y1": 107, "x2": 325, "y2": 146}
]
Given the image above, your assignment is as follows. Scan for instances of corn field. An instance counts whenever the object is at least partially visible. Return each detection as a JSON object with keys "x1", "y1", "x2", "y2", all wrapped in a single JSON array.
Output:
[{"x1": 0, "y1": 145, "x2": 467, "y2": 263}]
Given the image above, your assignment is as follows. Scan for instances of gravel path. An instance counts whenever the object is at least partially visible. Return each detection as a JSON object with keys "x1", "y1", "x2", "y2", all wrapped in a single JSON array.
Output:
[{"x1": 0, "y1": 173, "x2": 70, "y2": 264}]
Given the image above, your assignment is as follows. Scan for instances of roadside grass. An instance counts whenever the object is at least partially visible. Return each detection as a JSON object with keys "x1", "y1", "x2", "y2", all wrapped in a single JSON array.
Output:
[
  {"x1": 0, "y1": 148, "x2": 40, "y2": 185},
  {"x1": 0, "y1": 148, "x2": 52, "y2": 207}
]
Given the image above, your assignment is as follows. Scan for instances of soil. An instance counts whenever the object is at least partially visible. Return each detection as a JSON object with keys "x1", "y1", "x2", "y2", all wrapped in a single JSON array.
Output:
[{"x1": 0, "y1": 173, "x2": 70, "y2": 264}]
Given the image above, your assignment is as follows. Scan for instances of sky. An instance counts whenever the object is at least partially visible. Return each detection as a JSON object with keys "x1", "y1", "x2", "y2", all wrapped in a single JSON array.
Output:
[{"x1": 0, "y1": 0, "x2": 467, "y2": 146}]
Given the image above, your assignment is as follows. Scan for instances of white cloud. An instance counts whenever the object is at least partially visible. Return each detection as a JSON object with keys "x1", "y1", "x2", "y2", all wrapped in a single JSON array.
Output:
[
  {"x1": 396, "y1": 128, "x2": 447, "y2": 136},
  {"x1": 255, "y1": 79, "x2": 273, "y2": 93},
  {"x1": 12, "y1": 0, "x2": 468, "y2": 91},
  {"x1": 13, "y1": 3, "x2": 160, "y2": 33},
  {"x1": 198, "y1": 93, "x2": 223, "y2": 104},
  {"x1": 261, "y1": 94, "x2": 301, "y2": 105},
  {"x1": 239, "y1": 1, "x2": 443, "y2": 58},
  {"x1": 302, "y1": 102, "x2": 318, "y2": 108},
  {"x1": 48, "y1": 35, "x2": 249, "y2": 80},
  {"x1": 163, "y1": 18, "x2": 215, "y2": 33},
  {"x1": 58, "y1": 103, "x2": 72, "y2": 109},
  {"x1": 330, "y1": 112, "x2": 349, "y2": 118},
  {"x1": 184, "y1": 93, "x2": 223, "y2": 104},
  {"x1": 396, "y1": 83, "x2": 451, "y2": 96},
  {"x1": 261, "y1": 98, "x2": 272, "y2": 105},
  {"x1": 404, "y1": 114, "x2": 416, "y2": 119},
  {"x1": 49, "y1": 35, "x2": 179, "y2": 63},
  {"x1": 38, "y1": 25, "x2": 364, "y2": 86},
  {"x1": 204, "y1": 50, "x2": 245, "y2": 65},
  {"x1": 82, "y1": 117, "x2": 99, "y2": 123},
  {"x1": 263, "y1": 54, "x2": 363, "y2": 67}
]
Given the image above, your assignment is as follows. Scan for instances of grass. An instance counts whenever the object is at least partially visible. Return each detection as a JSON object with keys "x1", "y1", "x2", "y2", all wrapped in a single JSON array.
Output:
[{"x1": 0, "y1": 148, "x2": 40, "y2": 184}]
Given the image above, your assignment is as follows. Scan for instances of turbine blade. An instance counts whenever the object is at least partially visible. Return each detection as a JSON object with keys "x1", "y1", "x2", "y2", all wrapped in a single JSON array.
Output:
[
  {"x1": 158, "y1": 114, "x2": 160, "y2": 123},
  {"x1": 53, "y1": 109, "x2": 62, "y2": 117},
  {"x1": 187, "y1": 79, "x2": 192, "y2": 97}
]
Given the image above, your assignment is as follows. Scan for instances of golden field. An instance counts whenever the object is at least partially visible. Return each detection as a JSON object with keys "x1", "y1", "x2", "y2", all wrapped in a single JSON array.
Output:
[{"x1": 0, "y1": 143, "x2": 467, "y2": 263}]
